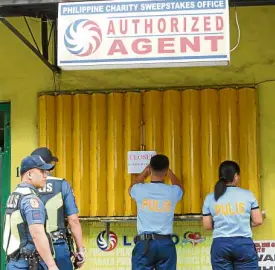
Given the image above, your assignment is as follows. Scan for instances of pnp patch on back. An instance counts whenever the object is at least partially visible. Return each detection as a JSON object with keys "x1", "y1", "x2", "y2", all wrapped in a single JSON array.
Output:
[{"x1": 38, "y1": 183, "x2": 54, "y2": 194}]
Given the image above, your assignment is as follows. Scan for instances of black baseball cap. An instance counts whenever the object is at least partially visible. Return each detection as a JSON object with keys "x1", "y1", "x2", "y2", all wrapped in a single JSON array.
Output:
[
  {"x1": 31, "y1": 147, "x2": 58, "y2": 164},
  {"x1": 20, "y1": 155, "x2": 54, "y2": 175}
]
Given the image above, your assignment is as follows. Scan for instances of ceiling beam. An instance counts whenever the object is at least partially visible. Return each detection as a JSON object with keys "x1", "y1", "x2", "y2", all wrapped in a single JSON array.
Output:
[{"x1": 0, "y1": 17, "x2": 61, "y2": 73}]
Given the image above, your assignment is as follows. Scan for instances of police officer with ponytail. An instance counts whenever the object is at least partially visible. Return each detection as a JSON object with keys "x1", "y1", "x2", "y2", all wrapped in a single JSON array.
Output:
[
  {"x1": 202, "y1": 160, "x2": 263, "y2": 270},
  {"x1": 31, "y1": 147, "x2": 85, "y2": 269}
]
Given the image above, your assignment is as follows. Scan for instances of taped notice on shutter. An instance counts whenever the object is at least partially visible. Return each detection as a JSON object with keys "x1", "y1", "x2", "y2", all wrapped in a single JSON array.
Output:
[{"x1": 128, "y1": 151, "x2": 156, "y2": 174}]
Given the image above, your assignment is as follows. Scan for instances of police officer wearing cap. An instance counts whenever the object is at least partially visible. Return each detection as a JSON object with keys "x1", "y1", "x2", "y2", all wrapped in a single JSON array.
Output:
[
  {"x1": 129, "y1": 154, "x2": 184, "y2": 270},
  {"x1": 31, "y1": 147, "x2": 85, "y2": 269},
  {"x1": 3, "y1": 155, "x2": 59, "y2": 270}
]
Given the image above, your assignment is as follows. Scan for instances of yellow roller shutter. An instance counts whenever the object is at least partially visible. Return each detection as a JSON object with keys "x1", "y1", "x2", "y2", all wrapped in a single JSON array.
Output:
[{"x1": 38, "y1": 88, "x2": 260, "y2": 217}]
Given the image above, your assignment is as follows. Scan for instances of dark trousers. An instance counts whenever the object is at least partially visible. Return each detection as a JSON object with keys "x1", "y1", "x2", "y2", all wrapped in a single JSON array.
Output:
[
  {"x1": 6, "y1": 259, "x2": 47, "y2": 269},
  {"x1": 6, "y1": 240, "x2": 73, "y2": 270},
  {"x1": 211, "y1": 237, "x2": 258, "y2": 270},
  {"x1": 132, "y1": 238, "x2": 177, "y2": 270},
  {"x1": 54, "y1": 240, "x2": 73, "y2": 270}
]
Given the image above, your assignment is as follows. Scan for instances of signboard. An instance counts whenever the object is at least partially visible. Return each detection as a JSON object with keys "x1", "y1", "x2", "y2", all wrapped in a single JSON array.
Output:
[
  {"x1": 82, "y1": 220, "x2": 213, "y2": 270},
  {"x1": 80, "y1": 222, "x2": 274, "y2": 270},
  {"x1": 57, "y1": 0, "x2": 230, "y2": 70},
  {"x1": 255, "y1": 240, "x2": 275, "y2": 269},
  {"x1": 127, "y1": 151, "x2": 156, "y2": 173}
]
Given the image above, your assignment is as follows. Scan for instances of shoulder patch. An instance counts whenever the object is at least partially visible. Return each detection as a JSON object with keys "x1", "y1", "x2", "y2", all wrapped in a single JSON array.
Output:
[
  {"x1": 30, "y1": 198, "x2": 40, "y2": 208},
  {"x1": 14, "y1": 187, "x2": 33, "y2": 195},
  {"x1": 32, "y1": 210, "x2": 41, "y2": 220}
]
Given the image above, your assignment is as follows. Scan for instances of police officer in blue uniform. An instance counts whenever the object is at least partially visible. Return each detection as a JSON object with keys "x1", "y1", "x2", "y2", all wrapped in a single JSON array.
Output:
[
  {"x1": 202, "y1": 160, "x2": 263, "y2": 270},
  {"x1": 3, "y1": 155, "x2": 59, "y2": 270},
  {"x1": 31, "y1": 147, "x2": 85, "y2": 269},
  {"x1": 129, "y1": 154, "x2": 184, "y2": 270}
]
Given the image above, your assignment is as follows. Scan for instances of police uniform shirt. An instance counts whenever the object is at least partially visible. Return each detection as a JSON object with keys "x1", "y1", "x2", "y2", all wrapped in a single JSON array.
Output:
[
  {"x1": 39, "y1": 177, "x2": 79, "y2": 216},
  {"x1": 131, "y1": 182, "x2": 183, "y2": 235},
  {"x1": 202, "y1": 186, "x2": 259, "y2": 238},
  {"x1": 53, "y1": 177, "x2": 79, "y2": 216},
  {"x1": 61, "y1": 179, "x2": 79, "y2": 216},
  {"x1": 19, "y1": 183, "x2": 47, "y2": 250}
]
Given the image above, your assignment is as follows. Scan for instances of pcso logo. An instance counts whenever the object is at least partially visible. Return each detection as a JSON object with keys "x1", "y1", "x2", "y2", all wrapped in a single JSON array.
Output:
[
  {"x1": 64, "y1": 19, "x2": 102, "y2": 57},
  {"x1": 182, "y1": 231, "x2": 205, "y2": 246},
  {"x1": 97, "y1": 230, "x2": 118, "y2": 252}
]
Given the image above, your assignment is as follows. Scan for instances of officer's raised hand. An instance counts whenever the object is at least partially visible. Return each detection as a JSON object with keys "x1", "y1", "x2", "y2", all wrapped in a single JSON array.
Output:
[
  {"x1": 136, "y1": 164, "x2": 151, "y2": 181},
  {"x1": 167, "y1": 168, "x2": 184, "y2": 191},
  {"x1": 128, "y1": 165, "x2": 151, "y2": 194},
  {"x1": 142, "y1": 165, "x2": 151, "y2": 177}
]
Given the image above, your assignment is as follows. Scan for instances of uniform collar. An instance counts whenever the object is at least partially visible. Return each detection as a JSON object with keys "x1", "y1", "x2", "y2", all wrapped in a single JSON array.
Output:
[
  {"x1": 19, "y1": 183, "x2": 39, "y2": 194},
  {"x1": 150, "y1": 181, "x2": 164, "y2": 184},
  {"x1": 226, "y1": 185, "x2": 237, "y2": 187}
]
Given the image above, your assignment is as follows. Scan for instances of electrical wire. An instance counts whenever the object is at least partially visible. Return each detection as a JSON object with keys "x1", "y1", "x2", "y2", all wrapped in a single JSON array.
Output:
[{"x1": 230, "y1": 7, "x2": 241, "y2": 52}]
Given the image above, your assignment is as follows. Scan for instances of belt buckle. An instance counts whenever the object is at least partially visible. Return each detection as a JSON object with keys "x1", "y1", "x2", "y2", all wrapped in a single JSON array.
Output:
[
  {"x1": 144, "y1": 233, "x2": 153, "y2": 240},
  {"x1": 51, "y1": 232, "x2": 59, "y2": 242},
  {"x1": 141, "y1": 234, "x2": 147, "y2": 241}
]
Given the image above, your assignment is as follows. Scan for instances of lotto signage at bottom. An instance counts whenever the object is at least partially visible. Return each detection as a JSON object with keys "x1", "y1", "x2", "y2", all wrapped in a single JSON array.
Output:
[
  {"x1": 82, "y1": 221, "x2": 213, "y2": 270},
  {"x1": 96, "y1": 230, "x2": 206, "y2": 251},
  {"x1": 79, "y1": 222, "x2": 275, "y2": 269}
]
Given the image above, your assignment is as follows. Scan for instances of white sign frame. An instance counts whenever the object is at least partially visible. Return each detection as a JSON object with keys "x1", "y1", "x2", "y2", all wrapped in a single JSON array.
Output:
[{"x1": 58, "y1": 0, "x2": 230, "y2": 70}]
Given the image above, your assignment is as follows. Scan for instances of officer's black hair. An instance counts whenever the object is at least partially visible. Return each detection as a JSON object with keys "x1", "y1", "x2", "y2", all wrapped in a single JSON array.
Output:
[
  {"x1": 214, "y1": 160, "x2": 240, "y2": 201},
  {"x1": 150, "y1": 154, "x2": 169, "y2": 172}
]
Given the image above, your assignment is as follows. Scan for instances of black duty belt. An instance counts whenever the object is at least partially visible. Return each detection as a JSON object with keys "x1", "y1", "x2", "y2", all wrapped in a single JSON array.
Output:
[
  {"x1": 134, "y1": 233, "x2": 172, "y2": 255},
  {"x1": 134, "y1": 233, "x2": 171, "y2": 242},
  {"x1": 17, "y1": 253, "x2": 42, "y2": 261},
  {"x1": 7, "y1": 248, "x2": 42, "y2": 262}
]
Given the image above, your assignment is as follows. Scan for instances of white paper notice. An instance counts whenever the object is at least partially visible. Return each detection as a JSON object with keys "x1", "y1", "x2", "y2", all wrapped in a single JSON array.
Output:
[{"x1": 128, "y1": 151, "x2": 156, "y2": 174}]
